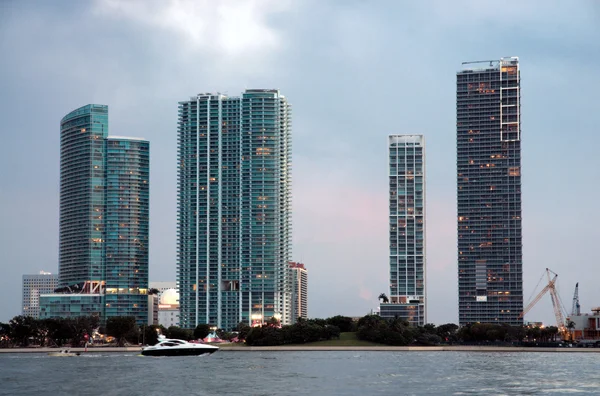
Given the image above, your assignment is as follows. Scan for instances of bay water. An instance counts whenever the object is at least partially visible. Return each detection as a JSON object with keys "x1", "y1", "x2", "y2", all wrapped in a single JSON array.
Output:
[{"x1": 1, "y1": 351, "x2": 598, "y2": 395}]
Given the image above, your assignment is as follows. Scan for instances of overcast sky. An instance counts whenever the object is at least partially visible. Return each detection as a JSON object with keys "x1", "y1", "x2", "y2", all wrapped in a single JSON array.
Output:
[{"x1": 1, "y1": 0, "x2": 599, "y2": 325}]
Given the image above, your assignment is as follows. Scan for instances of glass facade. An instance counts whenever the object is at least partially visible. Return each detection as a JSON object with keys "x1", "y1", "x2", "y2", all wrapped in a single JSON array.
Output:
[
  {"x1": 59, "y1": 104, "x2": 108, "y2": 287},
  {"x1": 178, "y1": 89, "x2": 292, "y2": 330},
  {"x1": 43, "y1": 105, "x2": 150, "y2": 325},
  {"x1": 385, "y1": 135, "x2": 426, "y2": 326},
  {"x1": 40, "y1": 294, "x2": 103, "y2": 319},
  {"x1": 456, "y1": 57, "x2": 523, "y2": 325},
  {"x1": 104, "y1": 137, "x2": 150, "y2": 321}
]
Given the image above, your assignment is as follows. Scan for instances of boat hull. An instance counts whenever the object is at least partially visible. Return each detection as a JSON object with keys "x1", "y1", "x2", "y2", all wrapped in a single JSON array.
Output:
[{"x1": 141, "y1": 348, "x2": 217, "y2": 357}]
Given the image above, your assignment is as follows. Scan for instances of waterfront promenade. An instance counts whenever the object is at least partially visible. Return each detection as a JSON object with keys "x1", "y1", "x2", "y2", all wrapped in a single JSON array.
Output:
[{"x1": 2, "y1": 345, "x2": 600, "y2": 353}]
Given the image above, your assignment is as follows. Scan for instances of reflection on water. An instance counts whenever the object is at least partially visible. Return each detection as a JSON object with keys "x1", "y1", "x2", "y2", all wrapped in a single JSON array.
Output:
[{"x1": 1, "y1": 351, "x2": 599, "y2": 395}]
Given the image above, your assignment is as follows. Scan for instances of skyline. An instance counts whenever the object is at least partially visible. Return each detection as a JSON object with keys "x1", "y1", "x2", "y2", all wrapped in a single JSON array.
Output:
[{"x1": 1, "y1": 0, "x2": 600, "y2": 325}]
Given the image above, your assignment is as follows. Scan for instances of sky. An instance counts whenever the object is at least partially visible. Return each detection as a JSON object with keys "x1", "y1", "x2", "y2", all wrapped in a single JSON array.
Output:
[{"x1": 1, "y1": 0, "x2": 599, "y2": 325}]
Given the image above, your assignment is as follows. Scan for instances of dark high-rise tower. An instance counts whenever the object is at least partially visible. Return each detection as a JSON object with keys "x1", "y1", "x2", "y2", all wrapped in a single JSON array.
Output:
[{"x1": 456, "y1": 57, "x2": 523, "y2": 326}]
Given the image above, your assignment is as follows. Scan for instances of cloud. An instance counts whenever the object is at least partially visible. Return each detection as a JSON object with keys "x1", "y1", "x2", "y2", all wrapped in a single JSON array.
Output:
[{"x1": 93, "y1": 0, "x2": 292, "y2": 57}]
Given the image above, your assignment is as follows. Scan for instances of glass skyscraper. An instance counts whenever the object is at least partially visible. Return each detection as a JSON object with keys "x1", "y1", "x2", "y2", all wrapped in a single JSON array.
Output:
[
  {"x1": 104, "y1": 137, "x2": 150, "y2": 320},
  {"x1": 178, "y1": 89, "x2": 292, "y2": 330},
  {"x1": 40, "y1": 104, "x2": 150, "y2": 325},
  {"x1": 381, "y1": 135, "x2": 426, "y2": 326},
  {"x1": 456, "y1": 57, "x2": 523, "y2": 326}
]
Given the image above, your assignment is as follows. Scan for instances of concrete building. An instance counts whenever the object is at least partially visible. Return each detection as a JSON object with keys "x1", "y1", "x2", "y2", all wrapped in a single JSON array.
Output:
[
  {"x1": 158, "y1": 288, "x2": 180, "y2": 328},
  {"x1": 380, "y1": 135, "x2": 426, "y2": 326},
  {"x1": 177, "y1": 90, "x2": 292, "y2": 330},
  {"x1": 150, "y1": 281, "x2": 176, "y2": 293},
  {"x1": 149, "y1": 282, "x2": 180, "y2": 327},
  {"x1": 289, "y1": 262, "x2": 307, "y2": 322},
  {"x1": 457, "y1": 57, "x2": 523, "y2": 326},
  {"x1": 568, "y1": 308, "x2": 600, "y2": 341},
  {"x1": 40, "y1": 104, "x2": 150, "y2": 325},
  {"x1": 22, "y1": 272, "x2": 58, "y2": 318}
]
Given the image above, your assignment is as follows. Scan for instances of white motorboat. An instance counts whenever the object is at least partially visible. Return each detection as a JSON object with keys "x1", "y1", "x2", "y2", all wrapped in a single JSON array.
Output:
[{"x1": 141, "y1": 338, "x2": 219, "y2": 357}]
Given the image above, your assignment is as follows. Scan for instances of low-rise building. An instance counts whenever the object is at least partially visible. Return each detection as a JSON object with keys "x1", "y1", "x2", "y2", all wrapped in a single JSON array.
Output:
[
  {"x1": 568, "y1": 307, "x2": 600, "y2": 340},
  {"x1": 157, "y1": 288, "x2": 180, "y2": 328}
]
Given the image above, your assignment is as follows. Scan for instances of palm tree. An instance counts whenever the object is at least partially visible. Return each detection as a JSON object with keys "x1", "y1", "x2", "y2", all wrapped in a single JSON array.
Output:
[
  {"x1": 567, "y1": 321, "x2": 576, "y2": 341},
  {"x1": 378, "y1": 293, "x2": 389, "y2": 304}
]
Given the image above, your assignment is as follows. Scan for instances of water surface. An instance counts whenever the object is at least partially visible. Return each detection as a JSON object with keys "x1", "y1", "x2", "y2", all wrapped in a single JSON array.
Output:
[{"x1": 1, "y1": 351, "x2": 598, "y2": 395}]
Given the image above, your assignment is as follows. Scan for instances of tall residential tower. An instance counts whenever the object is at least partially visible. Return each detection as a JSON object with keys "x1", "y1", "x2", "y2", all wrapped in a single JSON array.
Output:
[
  {"x1": 456, "y1": 57, "x2": 523, "y2": 325},
  {"x1": 289, "y1": 262, "x2": 308, "y2": 321},
  {"x1": 381, "y1": 135, "x2": 426, "y2": 326},
  {"x1": 178, "y1": 89, "x2": 292, "y2": 330},
  {"x1": 40, "y1": 104, "x2": 150, "y2": 325}
]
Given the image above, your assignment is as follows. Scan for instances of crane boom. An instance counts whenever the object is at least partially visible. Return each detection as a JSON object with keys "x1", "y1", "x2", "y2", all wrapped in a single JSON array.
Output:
[
  {"x1": 519, "y1": 270, "x2": 557, "y2": 318},
  {"x1": 519, "y1": 268, "x2": 569, "y2": 338},
  {"x1": 571, "y1": 283, "x2": 580, "y2": 316}
]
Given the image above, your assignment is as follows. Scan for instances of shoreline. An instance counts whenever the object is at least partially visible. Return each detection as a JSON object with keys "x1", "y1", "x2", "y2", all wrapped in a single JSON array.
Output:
[{"x1": 1, "y1": 345, "x2": 599, "y2": 353}]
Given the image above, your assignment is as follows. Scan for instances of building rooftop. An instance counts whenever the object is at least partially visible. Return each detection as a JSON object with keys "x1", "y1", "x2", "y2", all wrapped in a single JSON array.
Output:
[
  {"x1": 459, "y1": 56, "x2": 519, "y2": 72},
  {"x1": 107, "y1": 135, "x2": 148, "y2": 142}
]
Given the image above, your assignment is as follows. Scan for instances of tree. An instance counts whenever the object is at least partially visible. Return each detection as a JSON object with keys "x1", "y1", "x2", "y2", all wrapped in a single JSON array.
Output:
[
  {"x1": 236, "y1": 322, "x2": 251, "y2": 340},
  {"x1": 8, "y1": 316, "x2": 37, "y2": 347},
  {"x1": 106, "y1": 317, "x2": 137, "y2": 347},
  {"x1": 378, "y1": 293, "x2": 389, "y2": 304},
  {"x1": 193, "y1": 324, "x2": 211, "y2": 340},
  {"x1": 166, "y1": 326, "x2": 193, "y2": 341},
  {"x1": 148, "y1": 288, "x2": 160, "y2": 295},
  {"x1": 143, "y1": 325, "x2": 161, "y2": 345},
  {"x1": 326, "y1": 316, "x2": 355, "y2": 332},
  {"x1": 266, "y1": 316, "x2": 280, "y2": 328},
  {"x1": 436, "y1": 323, "x2": 459, "y2": 343},
  {"x1": 71, "y1": 316, "x2": 100, "y2": 347},
  {"x1": 0, "y1": 322, "x2": 10, "y2": 348},
  {"x1": 567, "y1": 321, "x2": 576, "y2": 340}
]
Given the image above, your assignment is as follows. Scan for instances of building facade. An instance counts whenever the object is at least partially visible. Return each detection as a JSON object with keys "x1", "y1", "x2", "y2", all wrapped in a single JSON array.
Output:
[
  {"x1": 456, "y1": 57, "x2": 523, "y2": 325},
  {"x1": 289, "y1": 262, "x2": 308, "y2": 322},
  {"x1": 178, "y1": 89, "x2": 292, "y2": 330},
  {"x1": 149, "y1": 283, "x2": 180, "y2": 327},
  {"x1": 104, "y1": 137, "x2": 150, "y2": 321},
  {"x1": 40, "y1": 104, "x2": 150, "y2": 325},
  {"x1": 22, "y1": 272, "x2": 58, "y2": 318},
  {"x1": 381, "y1": 135, "x2": 426, "y2": 326},
  {"x1": 157, "y1": 288, "x2": 180, "y2": 328}
]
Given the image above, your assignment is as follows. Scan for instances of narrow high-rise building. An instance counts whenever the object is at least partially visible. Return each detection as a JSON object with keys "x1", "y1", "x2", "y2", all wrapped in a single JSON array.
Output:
[
  {"x1": 178, "y1": 90, "x2": 292, "y2": 330},
  {"x1": 380, "y1": 135, "x2": 426, "y2": 326},
  {"x1": 40, "y1": 104, "x2": 150, "y2": 325},
  {"x1": 289, "y1": 262, "x2": 308, "y2": 322},
  {"x1": 22, "y1": 272, "x2": 58, "y2": 318},
  {"x1": 456, "y1": 57, "x2": 523, "y2": 325}
]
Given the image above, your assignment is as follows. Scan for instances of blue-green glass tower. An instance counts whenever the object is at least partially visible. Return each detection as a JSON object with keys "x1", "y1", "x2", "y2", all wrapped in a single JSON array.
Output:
[
  {"x1": 178, "y1": 90, "x2": 292, "y2": 330},
  {"x1": 59, "y1": 104, "x2": 108, "y2": 287},
  {"x1": 104, "y1": 137, "x2": 150, "y2": 321},
  {"x1": 40, "y1": 105, "x2": 150, "y2": 325}
]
